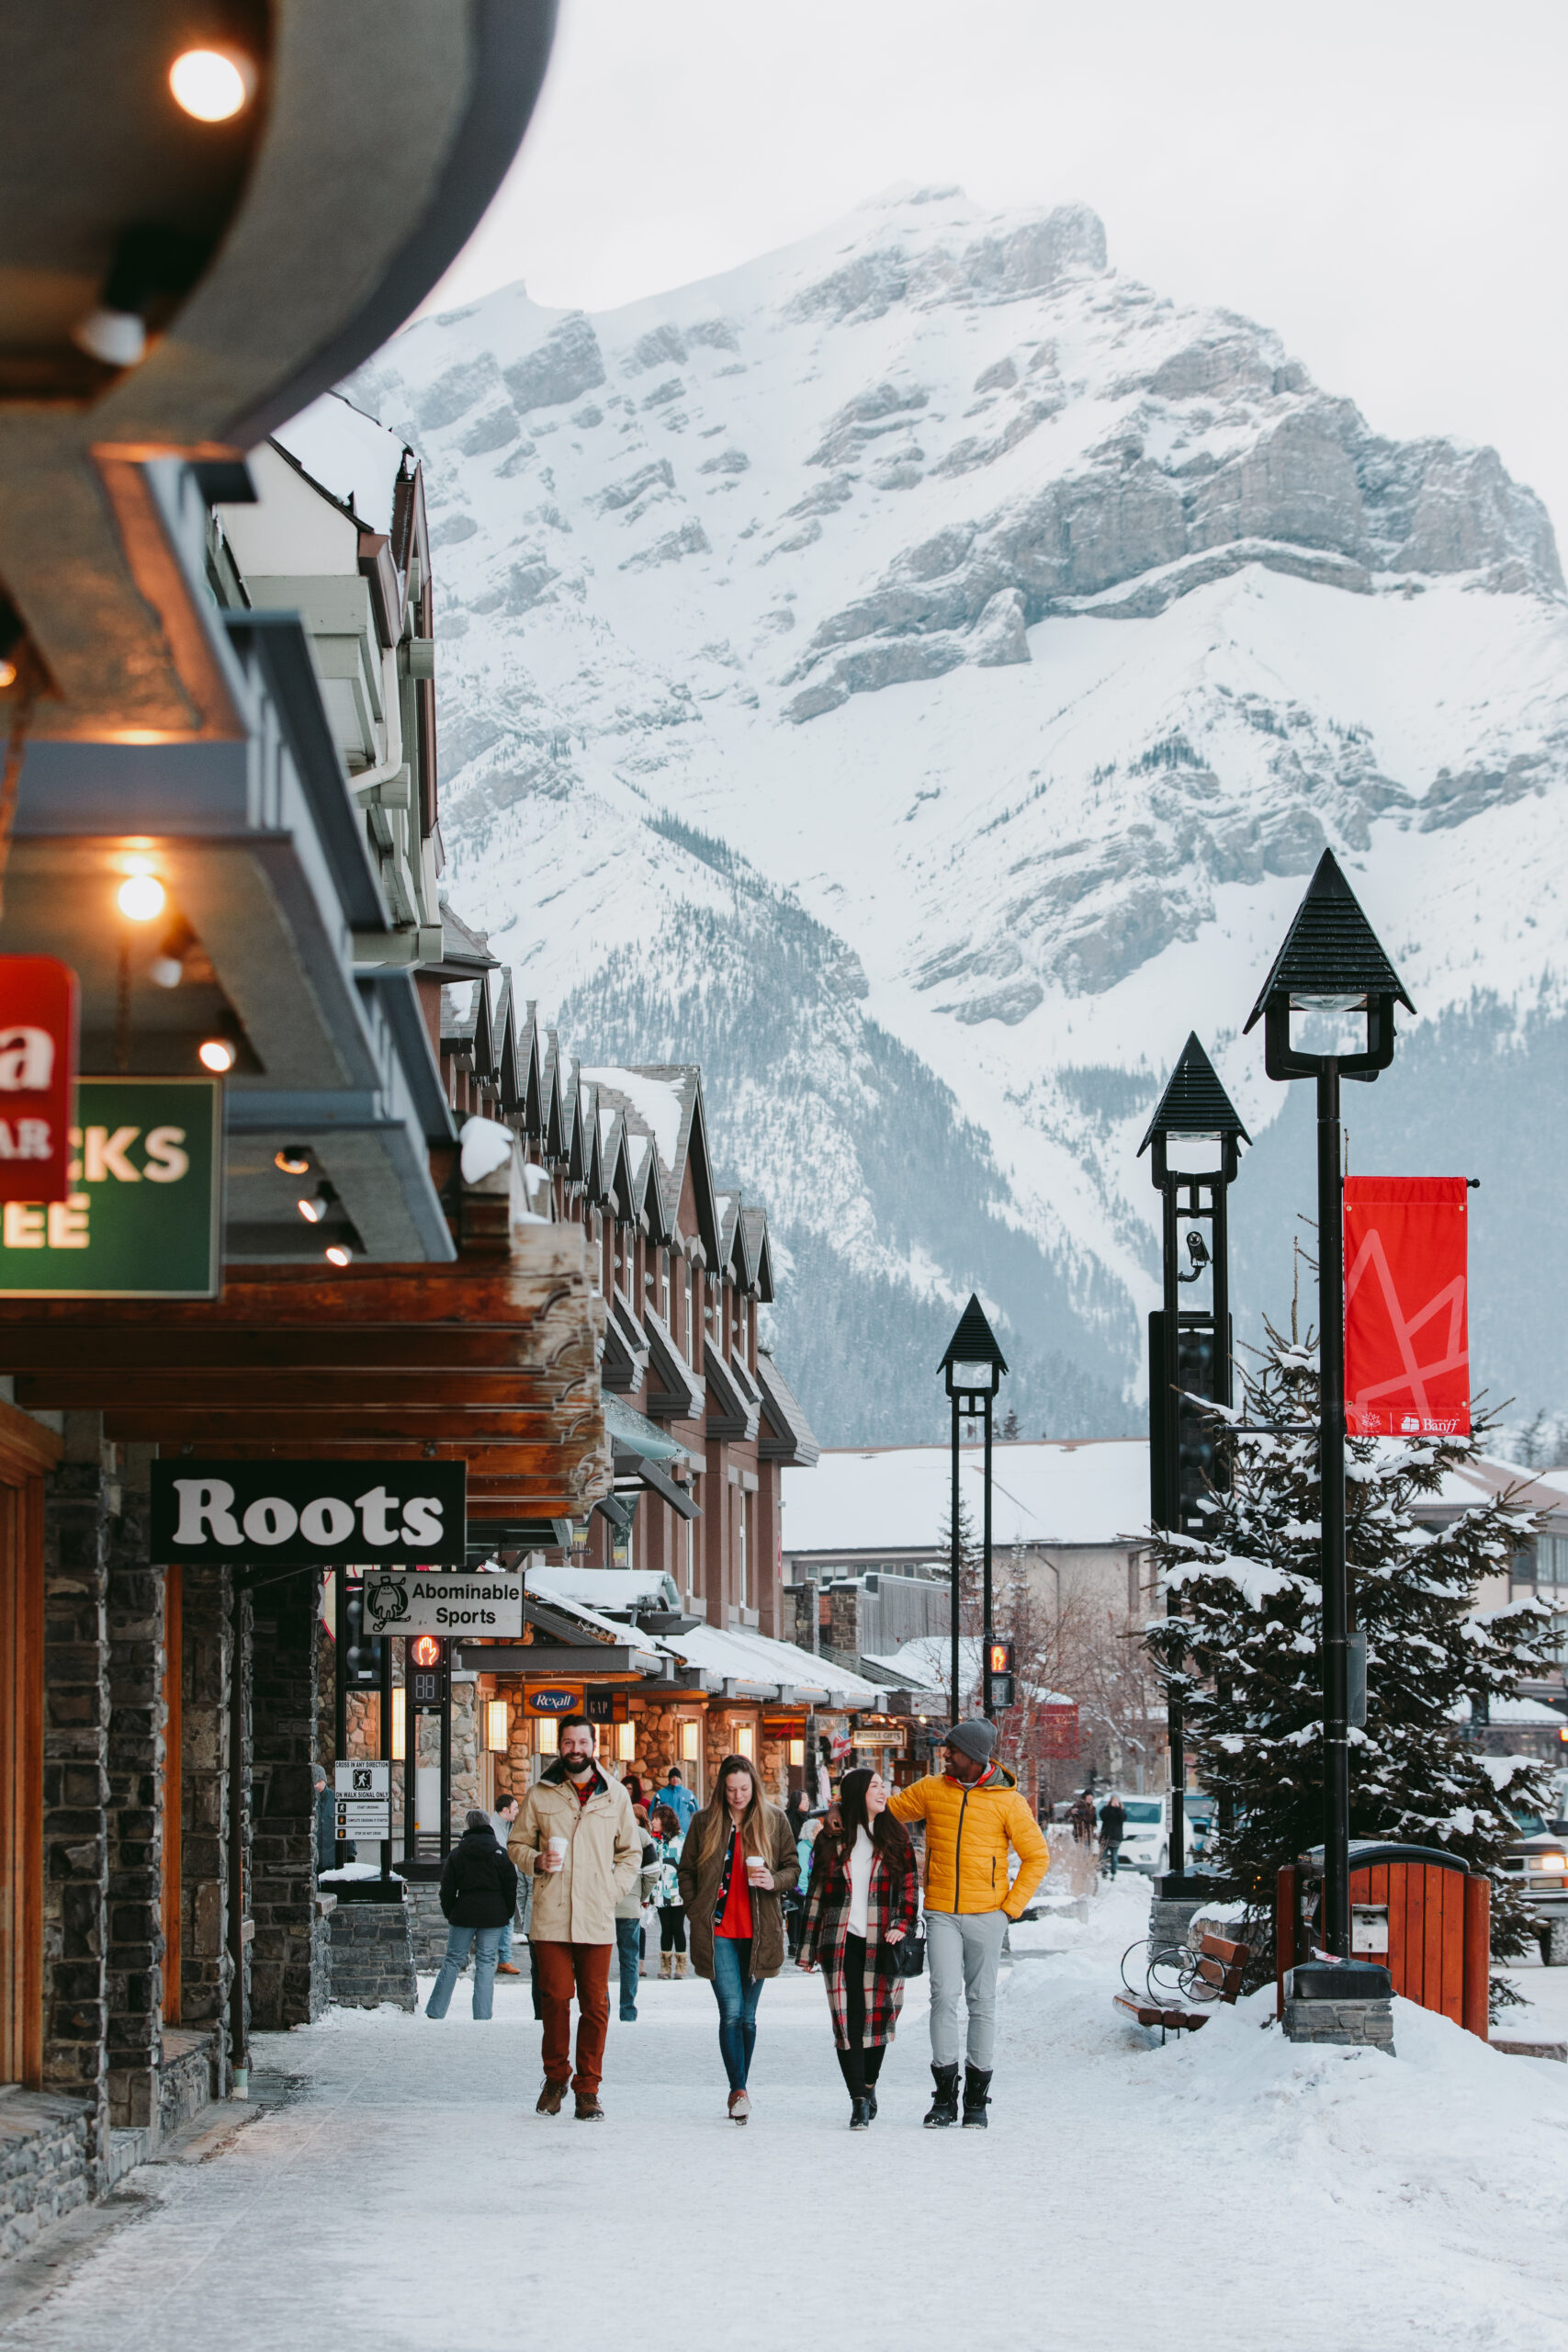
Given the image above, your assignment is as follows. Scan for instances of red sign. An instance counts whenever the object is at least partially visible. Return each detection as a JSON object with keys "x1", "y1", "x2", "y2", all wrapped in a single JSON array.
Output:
[
  {"x1": 1344, "y1": 1177, "x2": 1471, "y2": 1438},
  {"x1": 1040, "y1": 1702, "x2": 1079, "y2": 1758},
  {"x1": 0, "y1": 958, "x2": 76, "y2": 1204}
]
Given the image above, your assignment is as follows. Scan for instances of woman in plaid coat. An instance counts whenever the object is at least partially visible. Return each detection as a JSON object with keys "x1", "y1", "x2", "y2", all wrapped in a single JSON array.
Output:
[{"x1": 798, "y1": 1766, "x2": 919, "y2": 2129}]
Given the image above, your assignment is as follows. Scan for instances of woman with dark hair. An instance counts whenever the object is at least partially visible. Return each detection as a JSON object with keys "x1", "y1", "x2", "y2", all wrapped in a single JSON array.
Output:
[
  {"x1": 677, "y1": 1754, "x2": 799, "y2": 2122},
  {"x1": 798, "y1": 1767, "x2": 918, "y2": 2128},
  {"x1": 651, "y1": 1804, "x2": 688, "y2": 1977}
]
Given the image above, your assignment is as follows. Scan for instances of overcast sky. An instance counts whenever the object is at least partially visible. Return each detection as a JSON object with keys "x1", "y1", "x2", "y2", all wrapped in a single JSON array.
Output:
[{"x1": 425, "y1": 0, "x2": 1568, "y2": 542}]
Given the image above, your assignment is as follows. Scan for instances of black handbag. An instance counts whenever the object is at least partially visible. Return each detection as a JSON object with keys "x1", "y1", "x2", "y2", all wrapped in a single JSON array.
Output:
[{"x1": 888, "y1": 1928, "x2": 926, "y2": 1979}]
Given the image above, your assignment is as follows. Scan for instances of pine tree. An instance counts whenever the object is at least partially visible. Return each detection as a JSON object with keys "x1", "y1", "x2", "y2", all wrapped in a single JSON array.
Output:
[{"x1": 1144, "y1": 1318, "x2": 1553, "y2": 1980}]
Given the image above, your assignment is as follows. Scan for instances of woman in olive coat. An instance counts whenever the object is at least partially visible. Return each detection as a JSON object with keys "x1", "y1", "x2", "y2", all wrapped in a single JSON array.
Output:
[{"x1": 677, "y1": 1755, "x2": 798, "y2": 2122}]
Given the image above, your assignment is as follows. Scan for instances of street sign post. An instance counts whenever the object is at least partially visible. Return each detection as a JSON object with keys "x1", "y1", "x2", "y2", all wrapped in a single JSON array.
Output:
[
  {"x1": 0, "y1": 1076, "x2": 220, "y2": 1295},
  {"x1": 334, "y1": 1759, "x2": 391, "y2": 1846}
]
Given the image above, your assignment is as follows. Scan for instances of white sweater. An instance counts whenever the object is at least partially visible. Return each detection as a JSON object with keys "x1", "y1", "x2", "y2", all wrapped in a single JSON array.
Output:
[{"x1": 848, "y1": 1825, "x2": 874, "y2": 1939}]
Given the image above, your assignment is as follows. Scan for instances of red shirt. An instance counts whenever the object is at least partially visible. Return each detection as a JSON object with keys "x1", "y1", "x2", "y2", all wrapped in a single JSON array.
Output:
[{"x1": 716, "y1": 1829, "x2": 753, "y2": 1939}]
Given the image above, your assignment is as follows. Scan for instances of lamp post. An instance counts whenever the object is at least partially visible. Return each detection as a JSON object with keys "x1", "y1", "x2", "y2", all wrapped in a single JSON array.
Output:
[
  {"x1": 1244, "y1": 849, "x2": 1413, "y2": 1959},
  {"x1": 941, "y1": 1295, "x2": 1009, "y2": 1720},
  {"x1": 1138, "y1": 1033, "x2": 1249, "y2": 1886}
]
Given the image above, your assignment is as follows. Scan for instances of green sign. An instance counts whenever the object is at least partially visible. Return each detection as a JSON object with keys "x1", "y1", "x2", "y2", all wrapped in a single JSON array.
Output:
[{"x1": 0, "y1": 1078, "x2": 221, "y2": 1297}]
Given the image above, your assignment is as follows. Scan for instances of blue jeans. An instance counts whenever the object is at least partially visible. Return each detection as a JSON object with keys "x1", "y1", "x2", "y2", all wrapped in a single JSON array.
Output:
[
  {"x1": 498, "y1": 1916, "x2": 513, "y2": 1964},
  {"x1": 710, "y1": 1935, "x2": 762, "y2": 2090},
  {"x1": 425, "y1": 1925, "x2": 502, "y2": 2019},
  {"x1": 615, "y1": 1917, "x2": 643, "y2": 2018}
]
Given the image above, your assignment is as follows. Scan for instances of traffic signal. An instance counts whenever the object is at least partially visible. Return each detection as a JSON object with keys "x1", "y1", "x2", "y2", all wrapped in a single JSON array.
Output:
[
  {"x1": 408, "y1": 1634, "x2": 448, "y2": 1710},
  {"x1": 988, "y1": 1640, "x2": 1015, "y2": 1710}
]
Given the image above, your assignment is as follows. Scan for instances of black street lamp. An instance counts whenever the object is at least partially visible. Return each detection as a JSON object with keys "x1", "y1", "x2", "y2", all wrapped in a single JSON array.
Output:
[
  {"x1": 1244, "y1": 849, "x2": 1414, "y2": 1960},
  {"x1": 941, "y1": 1295, "x2": 1009, "y2": 1720},
  {"x1": 1139, "y1": 1033, "x2": 1248, "y2": 1885}
]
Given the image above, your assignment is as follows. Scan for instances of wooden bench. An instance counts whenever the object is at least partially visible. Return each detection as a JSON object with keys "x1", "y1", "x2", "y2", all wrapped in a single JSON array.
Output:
[{"x1": 1114, "y1": 1930, "x2": 1251, "y2": 2041}]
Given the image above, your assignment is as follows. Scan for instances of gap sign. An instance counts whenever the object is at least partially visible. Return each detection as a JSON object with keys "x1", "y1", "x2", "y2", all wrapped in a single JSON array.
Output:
[{"x1": 150, "y1": 1460, "x2": 468, "y2": 1566}]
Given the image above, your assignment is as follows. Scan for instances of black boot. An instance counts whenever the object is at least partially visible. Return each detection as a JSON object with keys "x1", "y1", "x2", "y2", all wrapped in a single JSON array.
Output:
[
  {"x1": 849, "y1": 2097, "x2": 872, "y2": 2130},
  {"x1": 962, "y1": 2064, "x2": 992, "y2": 2128},
  {"x1": 923, "y1": 2063, "x2": 960, "y2": 2128}
]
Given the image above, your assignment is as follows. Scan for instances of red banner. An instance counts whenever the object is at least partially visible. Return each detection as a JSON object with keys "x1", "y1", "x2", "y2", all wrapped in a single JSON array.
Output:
[
  {"x1": 1344, "y1": 1176, "x2": 1470, "y2": 1438},
  {"x1": 0, "y1": 957, "x2": 77, "y2": 1204}
]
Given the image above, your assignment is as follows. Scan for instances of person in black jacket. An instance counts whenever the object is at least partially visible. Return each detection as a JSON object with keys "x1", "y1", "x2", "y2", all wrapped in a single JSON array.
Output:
[{"x1": 425, "y1": 1809, "x2": 520, "y2": 2020}]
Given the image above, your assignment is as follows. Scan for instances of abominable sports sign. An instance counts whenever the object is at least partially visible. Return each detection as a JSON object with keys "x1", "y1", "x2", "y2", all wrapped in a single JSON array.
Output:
[{"x1": 1343, "y1": 1176, "x2": 1471, "y2": 1439}]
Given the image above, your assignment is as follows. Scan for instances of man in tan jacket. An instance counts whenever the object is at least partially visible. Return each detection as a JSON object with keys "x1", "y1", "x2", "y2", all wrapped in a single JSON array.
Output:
[{"x1": 512, "y1": 1717, "x2": 641, "y2": 2120}]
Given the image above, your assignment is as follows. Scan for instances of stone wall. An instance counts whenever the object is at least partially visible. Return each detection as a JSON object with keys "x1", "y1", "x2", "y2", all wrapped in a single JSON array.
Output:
[
  {"x1": 104, "y1": 1463, "x2": 163, "y2": 2132},
  {"x1": 179, "y1": 1565, "x2": 233, "y2": 2084},
  {"x1": 0, "y1": 2091, "x2": 95, "y2": 2261},
  {"x1": 40, "y1": 1420, "x2": 112, "y2": 2173},
  {"x1": 327, "y1": 1898, "x2": 415, "y2": 2011},
  {"x1": 249, "y1": 1570, "x2": 328, "y2": 2030}
]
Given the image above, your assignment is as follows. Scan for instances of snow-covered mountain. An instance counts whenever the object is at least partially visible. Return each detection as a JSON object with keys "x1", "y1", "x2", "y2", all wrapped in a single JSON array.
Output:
[{"x1": 344, "y1": 188, "x2": 1568, "y2": 1442}]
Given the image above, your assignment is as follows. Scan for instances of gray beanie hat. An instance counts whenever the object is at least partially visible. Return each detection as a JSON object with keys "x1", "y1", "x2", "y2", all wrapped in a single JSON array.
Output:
[{"x1": 944, "y1": 1718, "x2": 997, "y2": 1764}]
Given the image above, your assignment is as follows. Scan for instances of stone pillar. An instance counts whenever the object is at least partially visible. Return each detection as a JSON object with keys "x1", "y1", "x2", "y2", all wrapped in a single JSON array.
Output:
[
  {"x1": 249, "y1": 1570, "x2": 329, "y2": 2030},
  {"x1": 179, "y1": 1565, "x2": 233, "y2": 2091},
  {"x1": 40, "y1": 1415, "x2": 112, "y2": 2173},
  {"x1": 104, "y1": 1454, "x2": 163, "y2": 2131}
]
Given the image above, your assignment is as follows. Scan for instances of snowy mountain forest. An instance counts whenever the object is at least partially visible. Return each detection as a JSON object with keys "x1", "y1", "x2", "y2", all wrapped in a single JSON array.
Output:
[{"x1": 344, "y1": 187, "x2": 1568, "y2": 1443}]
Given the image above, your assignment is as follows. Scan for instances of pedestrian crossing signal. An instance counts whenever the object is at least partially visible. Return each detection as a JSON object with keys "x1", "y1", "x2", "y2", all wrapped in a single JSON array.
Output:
[
  {"x1": 987, "y1": 1640, "x2": 1015, "y2": 1710},
  {"x1": 987, "y1": 1640, "x2": 1013, "y2": 1675},
  {"x1": 409, "y1": 1634, "x2": 447, "y2": 1709}
]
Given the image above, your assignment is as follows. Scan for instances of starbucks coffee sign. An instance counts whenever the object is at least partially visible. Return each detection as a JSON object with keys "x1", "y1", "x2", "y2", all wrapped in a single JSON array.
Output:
[{"x1": 150, "y1": 1459, "x2": 468, "y2": 1566}]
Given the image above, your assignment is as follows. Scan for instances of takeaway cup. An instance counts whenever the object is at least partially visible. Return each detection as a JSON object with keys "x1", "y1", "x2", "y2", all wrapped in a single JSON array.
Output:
[
  {"x1": 547, "y1": 1837, "x2": 567, "y2": 1871},
  {"x1": 746, "y1": 1851, "x2": 767, "y2": 1882}
]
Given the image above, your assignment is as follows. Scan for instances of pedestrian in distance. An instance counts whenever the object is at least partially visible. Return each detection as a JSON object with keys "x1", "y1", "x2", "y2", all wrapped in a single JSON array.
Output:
[
  {"x1": 797, "y1": 1767, "x2": 918, "y2": 2129},
  {"x1": 659, "y1": 1765, "x2": 698, "y2": 1831},
  {"x1": 1070, "y1": 1790, "x2": 1096, "y2": 1847},
  {"x1": 425, "y1": 1809, "x2": 519, "y2": 2022},
  {"x1": 615, "y1": 1804, "x2": 660, "y2": 2021},
  {"x1": 489, "y1": 1789, "x2": 523, "y2": 1973},
  {"x1": 311, "y1": 1766, "x2": 337, "y2": 1877},
  {"x1": 677, "y1": 1752, "x2": 799, "y2": 2123},
  {"x1": 1099, "y1": 1793, "x2": 1126, "y2": 1880},
  {"x1": 513, "y1": 1715, "x2": 642, "y2": 2120},
  {"x1": 887, "y1": 1717, "x2": 1049, "y2": 2129},
  {"x1": 651, "y1": 1804, "x2": 688, "y2": 1976}
]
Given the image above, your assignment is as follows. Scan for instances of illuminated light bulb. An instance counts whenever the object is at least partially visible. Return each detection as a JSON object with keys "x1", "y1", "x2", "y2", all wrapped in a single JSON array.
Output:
[
  {"x1": 169, "y1": 46, "x2": 256, "y2": 122},
  {"x1": 118, "y1": 874, "x2": 165, "y2": 922},
  {"x1": 197, "y1": 1036, "x2": 236, "y2": 1073},
  {"x1": 0, "y1": 658, "x2": 17, "y2": 692},
  {"x1": 275, "y1": 1148, "x2": 311, "y2": 1176},
  {"x1": 324, "y1": 1243, "x2": 353, "y2": 1268},
  {"x1": 297, "y1": 1188, "x2": 330, "y2": 1225},
  {"x1": 149, "y1": 956, "x2": 183, "y2": 989}
]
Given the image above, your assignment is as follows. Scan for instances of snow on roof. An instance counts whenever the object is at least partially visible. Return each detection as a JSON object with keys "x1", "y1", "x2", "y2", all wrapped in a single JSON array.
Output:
[
  {"x1": 657, "y1": 1621, "x2": 881, "y2": 1706},
  {"x1": 1416, "y1": 1454, "x2": 1568, "y2": 1519},
  {"x1": 274, "y1": 391, "x2": 408, "y2": 535},
  {"x1": 529, "y1": 1565, "x2": 674, "y2": 1610},
  {"x1": 863, "y1": 1633, "x2": 1071, "y2": 1705},
  {"x1": 1452, "y1": 1696, "x2": 1567, "y2": 1725},
  {"x1": 783, "y1": 1439, "x2": 1151, "y2": 1554},
  {"x1": 581, "y1": 1068, "x2": 684, "y2": 1172}
]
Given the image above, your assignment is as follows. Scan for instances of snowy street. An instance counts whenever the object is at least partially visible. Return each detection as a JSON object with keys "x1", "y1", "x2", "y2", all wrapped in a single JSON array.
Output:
[{"x1": 4, "y1": 1877, "x2": 1568, "y2": 2352}]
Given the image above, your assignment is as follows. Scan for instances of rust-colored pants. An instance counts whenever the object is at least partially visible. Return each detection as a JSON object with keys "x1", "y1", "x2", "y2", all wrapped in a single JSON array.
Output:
[{"x1": 535, "y1": 1941, "x2": 612, "y2": 2094}]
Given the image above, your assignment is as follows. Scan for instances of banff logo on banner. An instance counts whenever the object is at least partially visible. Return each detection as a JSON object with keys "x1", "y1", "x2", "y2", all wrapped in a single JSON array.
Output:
[{"x1": 1343, "y1": 1176, "x2": 1471, "y2": 1439}]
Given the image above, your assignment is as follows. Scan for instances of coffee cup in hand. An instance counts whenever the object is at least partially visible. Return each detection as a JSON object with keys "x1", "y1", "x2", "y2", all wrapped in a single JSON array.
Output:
[
  {"x1": 745, "y1": 1852, "x2": 766, "y2": 1881},
  {"x1": 547, "y1": 1837, "x2": 567, "y2": 1871}
]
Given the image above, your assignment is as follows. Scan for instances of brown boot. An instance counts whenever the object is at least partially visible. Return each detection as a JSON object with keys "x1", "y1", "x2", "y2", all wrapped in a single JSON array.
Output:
[
  {"x1": 659, "y1": 1952, "x2": 673, "y2": 1980},
  {"x1": 536, "y1": 2079, "x2": 567, "y2": 2116},
  {"x1": 574, "y1": 2092, "x2": 604, "y2": 2120}
]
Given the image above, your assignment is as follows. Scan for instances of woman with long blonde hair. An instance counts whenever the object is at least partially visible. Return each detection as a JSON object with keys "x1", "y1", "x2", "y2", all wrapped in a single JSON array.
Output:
[{"x1": 676, "y1": 1753, "x2": 799, "y2": 2122}]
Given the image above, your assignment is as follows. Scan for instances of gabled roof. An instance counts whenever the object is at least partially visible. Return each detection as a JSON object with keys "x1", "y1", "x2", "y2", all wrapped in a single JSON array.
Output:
[
  {"x1": 491, "y1": 971, "x2": 524, "y2": 1115},
  {"x1": 757, "y1": 1349, "x2": 818, "y2": 1467},
  {"x1": 441, "y1": 968, "x2": 492, "y2": 1070},
  {"x1": 740, "y1": 1206, "x2": 773, "y2": 1303},
  {"x1": 1244, "y1": 849, "x2": 1415, "y2": 1033},
  {"x1": 1138, "y1": 1032, "x2": 1250, "y2": 1156},
  {"x1": 644, "y1": 1305, "x2": 705, "y2": 1420},
  {"x1": 542, "y1": 1028, "x2": 565, "y2": 1161},
  {"x1": 581, "y1": 1083, "x2": 604, "y2": 1204},
  {"x1": 522, "y1": 1001, "x2": 543, "y2": 1138},
  {"x1": 565, "y1": 1059, "x2": 588, "y2": 1188}
]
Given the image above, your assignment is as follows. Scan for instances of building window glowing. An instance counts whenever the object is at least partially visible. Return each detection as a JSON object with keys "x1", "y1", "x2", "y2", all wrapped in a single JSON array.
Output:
[
  {"x1": 788, "y1": 1738, "x2": 805, "y2": 1768},
  {"x1": 734, "y1": 1723, "x2": 755, "y2": 1763},
  {"x1": 390, "y1": 1688, "x2": 405, "y2": 1761},
  {"x1": 485, "y1": 1700, "x2": 509, "y2": 1753},
  {"x1": 680, "y1": 1718, "x2": 699, "y2": 1763},
  {"x1": 536, "y1": 1718, "x2": 558, "y2": 1755},
  {"x1": 615, "y1": 1722, "x2": 636, "y2": 1762}
]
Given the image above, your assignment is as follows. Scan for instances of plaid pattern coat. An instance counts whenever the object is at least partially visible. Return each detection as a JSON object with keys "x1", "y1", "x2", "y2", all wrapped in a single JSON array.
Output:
[{"x1": 798, "y1": 1826, "x2": 919, "y2": 2051}]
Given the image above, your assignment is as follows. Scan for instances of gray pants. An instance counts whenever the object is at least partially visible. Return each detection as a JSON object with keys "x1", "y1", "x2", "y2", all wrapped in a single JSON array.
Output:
[{"x1": 925, "y1": 1908, "x2": 1007, "y2": 2070}]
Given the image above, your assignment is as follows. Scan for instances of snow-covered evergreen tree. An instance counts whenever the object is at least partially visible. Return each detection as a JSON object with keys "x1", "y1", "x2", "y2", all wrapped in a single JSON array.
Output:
[{"x1": 1145, "y1": 1318, "x2": 1552, "y2": 1972}]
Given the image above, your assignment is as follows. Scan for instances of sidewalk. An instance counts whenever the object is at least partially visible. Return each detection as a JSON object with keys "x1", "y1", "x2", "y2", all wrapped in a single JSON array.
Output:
[{"x1": 2, "y1": 1880, "x2": 1566, "y2": 2350}]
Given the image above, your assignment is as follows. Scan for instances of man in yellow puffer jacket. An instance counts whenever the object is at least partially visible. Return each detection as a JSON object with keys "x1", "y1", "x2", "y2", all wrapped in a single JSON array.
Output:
[{"x1": 888, "y1": 1716, "x2": 1049, "y2": 2129}]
